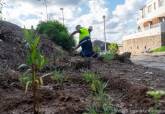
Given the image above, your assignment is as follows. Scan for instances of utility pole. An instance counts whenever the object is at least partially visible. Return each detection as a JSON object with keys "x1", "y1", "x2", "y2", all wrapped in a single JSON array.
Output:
[
  {"x1": 60, "y1": 8, "x2": 64, "y2": 25},
  {"x1": 38, "y1": 0, "x2": 48, "y2": 21},
  {"x1": 43, "y1": 0, "x2": 48, "y2": 21},
  {"x1": 0, "y1": 0, "x2": 4, "y2": 20},
  {"x1": 103, "y1": 15, "x2": 107, "y2": 52}
]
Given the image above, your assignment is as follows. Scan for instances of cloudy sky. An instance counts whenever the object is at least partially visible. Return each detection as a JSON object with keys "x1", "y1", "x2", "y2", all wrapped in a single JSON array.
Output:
[{"x1": 1, "y1": 0, "x2": 147, "y2": 43}]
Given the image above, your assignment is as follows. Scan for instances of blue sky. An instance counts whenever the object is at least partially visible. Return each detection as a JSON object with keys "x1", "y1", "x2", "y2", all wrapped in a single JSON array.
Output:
[
  {"x1": 106, "y1": 0, "x2": 125, "y2": 11},
  {"x1": 2, "y1": 0, "x2": 147, "y2": 43}
]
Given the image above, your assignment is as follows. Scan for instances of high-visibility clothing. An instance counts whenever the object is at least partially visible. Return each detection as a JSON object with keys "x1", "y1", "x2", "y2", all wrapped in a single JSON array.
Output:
[{"x1": 79, "y1": 27, "x2": 90, "y2": 41}]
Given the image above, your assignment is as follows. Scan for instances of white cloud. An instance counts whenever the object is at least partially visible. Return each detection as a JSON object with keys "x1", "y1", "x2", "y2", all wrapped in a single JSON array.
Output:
[{"x1": 1, "y1": 0, "x2": 147, "y2": 43}]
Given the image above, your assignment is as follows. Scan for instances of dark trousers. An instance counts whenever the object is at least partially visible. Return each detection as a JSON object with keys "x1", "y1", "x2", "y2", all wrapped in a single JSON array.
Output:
[{"x1": 79, "y1": 37, "x2": 98, "y2": 58}]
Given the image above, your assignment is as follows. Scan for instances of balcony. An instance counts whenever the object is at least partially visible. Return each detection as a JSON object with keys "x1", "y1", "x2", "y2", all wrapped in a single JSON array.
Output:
[
  {"x1": 123, "y1": 22, "x2": 165, "y2": 41},
  {"x1": 138, "y1": 4, "x2": 165, "y2": 24}
]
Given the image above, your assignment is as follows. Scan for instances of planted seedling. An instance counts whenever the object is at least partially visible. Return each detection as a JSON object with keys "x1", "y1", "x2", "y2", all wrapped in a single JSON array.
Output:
[
  {"x1": 147, "y1": 90, "x2": 165, "y2": 114},
  {"x1": 51, "y1": 70, "x2": 65, "y2": 87},
  {"x1": 22, "y1": 29, "x2": 47, "y2": 114},
  {"x1": 92, "y1": 80, "x2": 108, "y2": 94},
  {"x1": 83, "y1": 71, "x2": 100, "y2": 83},
  {"x1": 83, "y1": 105, "x2": 98, "y2": 114},
  {"x1": 83, "y1": 71, "x2": 117, "y2": 114}
]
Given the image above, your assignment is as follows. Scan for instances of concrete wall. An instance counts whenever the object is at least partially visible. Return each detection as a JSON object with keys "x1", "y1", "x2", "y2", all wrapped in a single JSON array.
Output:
[{"x1": 123, "y1": 35, "x2": 162, "y2": 55}]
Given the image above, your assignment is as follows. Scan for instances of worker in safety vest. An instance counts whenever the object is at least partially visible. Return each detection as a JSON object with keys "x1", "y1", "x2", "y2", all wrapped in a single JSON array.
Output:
[{"x1": 70, "y1": 25, "x2": 97, "y2": 58}]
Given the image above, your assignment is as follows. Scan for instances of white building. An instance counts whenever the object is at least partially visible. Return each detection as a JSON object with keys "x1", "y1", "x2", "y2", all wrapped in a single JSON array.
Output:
[{"x1": 123, "y1": 0, "x2": 165, "y2": 54}]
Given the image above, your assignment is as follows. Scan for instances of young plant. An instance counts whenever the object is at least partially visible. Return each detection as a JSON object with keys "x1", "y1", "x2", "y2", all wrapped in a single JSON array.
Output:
[
  {"x1": 51, "y1": 70, "x2": 65, "y2": 86},
  {"x1": 93, "y1": 45, "x2": 101, "y2": 53},
  {"x1": 101, "y1": 52, "x2": 115, "y2": 62},
  {"x1": 83, "y1": 71, "x2": 99, "y2": 84},
  {"x1": 23, "y1": 29, "x2": 46, "y2": 114},
  {"x1": 95, "y1": 92, "x2": 117, "y2": 114},
  {"x1": 19, "y1": 73, "x2": 32, "y2": 93},
  {"x1": 83, "y1": 105, "x2": 98, "y2": 114},
  {"x1": 83, "y1": 71, "x2": 117, "y2": 114},
  {"x1": 108, "y1": 43, "x2": 119, "y2": 55},
  {"x1": 147, "y1": 90, "x2": 165, "y2": 114}
]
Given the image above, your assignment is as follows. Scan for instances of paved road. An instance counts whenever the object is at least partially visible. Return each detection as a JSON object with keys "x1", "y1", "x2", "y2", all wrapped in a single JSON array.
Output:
[{"x1": 131, "y1": 52, "x2": 165, "y2": 71}]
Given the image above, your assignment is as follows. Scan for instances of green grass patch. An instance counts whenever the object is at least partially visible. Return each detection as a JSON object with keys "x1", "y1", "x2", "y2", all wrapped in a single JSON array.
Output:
[{"x1": 152, "y1": 46, "x2": 165, "y2": 52}]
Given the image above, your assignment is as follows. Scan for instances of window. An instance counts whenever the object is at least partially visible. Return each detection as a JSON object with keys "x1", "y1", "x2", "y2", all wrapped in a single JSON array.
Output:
[
  {"x1": 148, "y1": 5, "x2": 152, "y2": 13},
  {"x1": 154, "y1": 2, "x2": 156, "y2": 10},
  {"x1": 142, "y1": 8, "x2": 145, "y2": 17}
]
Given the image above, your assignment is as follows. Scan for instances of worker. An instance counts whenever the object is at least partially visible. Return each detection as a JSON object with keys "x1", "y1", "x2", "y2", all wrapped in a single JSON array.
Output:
[{"x1": 70, "y1": 25, "x2": 98, "y2": 58}]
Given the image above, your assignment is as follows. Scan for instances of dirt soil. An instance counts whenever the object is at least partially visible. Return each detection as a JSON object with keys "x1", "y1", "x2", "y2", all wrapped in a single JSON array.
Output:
[
  {"x1": 0, "y1": 21, "x2": 165, "y2": 114},
  {"x1": 0, "y1": 58, "x2": 165, "y2": 114}
]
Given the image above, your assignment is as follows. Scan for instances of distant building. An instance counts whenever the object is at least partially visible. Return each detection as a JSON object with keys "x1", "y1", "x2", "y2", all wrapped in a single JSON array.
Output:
[{"x1": 123, "y1": 0, "x2": 165, "y2": 54}]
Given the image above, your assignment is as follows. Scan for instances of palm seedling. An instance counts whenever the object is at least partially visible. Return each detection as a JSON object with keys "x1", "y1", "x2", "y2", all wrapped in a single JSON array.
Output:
[{"x1": 21, "y1": 29, "x2": 47, "y2": 114}]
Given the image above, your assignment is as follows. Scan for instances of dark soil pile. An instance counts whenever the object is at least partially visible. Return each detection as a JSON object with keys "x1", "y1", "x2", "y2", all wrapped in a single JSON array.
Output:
[{"x1": 0, "y1": 21, "x2": 68, "y2": 73}]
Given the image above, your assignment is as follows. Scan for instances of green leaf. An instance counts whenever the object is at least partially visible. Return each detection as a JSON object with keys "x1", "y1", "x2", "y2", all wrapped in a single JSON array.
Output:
[{"x1": 25, "y1": 81, "x2": 31, "y2": 94}]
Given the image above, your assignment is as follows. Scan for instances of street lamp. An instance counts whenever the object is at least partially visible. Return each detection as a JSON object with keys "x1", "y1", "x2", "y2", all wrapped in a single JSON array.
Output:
[
  {"x1": 103, "y1": 15, "x2": 107, "y2": 52},
  {"x1": 60, "y1": 8, "x2": 64, "y2": 25}
]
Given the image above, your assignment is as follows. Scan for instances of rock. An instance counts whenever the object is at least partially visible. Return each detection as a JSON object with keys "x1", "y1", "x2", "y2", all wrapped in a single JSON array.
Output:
[
  {"x1": 70, "y1": 57, "x2": 91, "y2": 69},
  {"x1": 115, "y1": 52, "x2": 132, "y2": 64}
]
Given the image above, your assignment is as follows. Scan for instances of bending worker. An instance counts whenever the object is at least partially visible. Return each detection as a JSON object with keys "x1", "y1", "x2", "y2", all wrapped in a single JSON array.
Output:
[{"x1": 70, "y1": 25, "x2": 97, "y2": 58}]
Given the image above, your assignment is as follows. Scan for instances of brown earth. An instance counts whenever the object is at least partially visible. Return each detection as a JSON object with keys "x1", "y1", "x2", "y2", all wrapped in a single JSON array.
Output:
[{"x1": 0, "y1": 21, "x2": 165, "y2": 114}]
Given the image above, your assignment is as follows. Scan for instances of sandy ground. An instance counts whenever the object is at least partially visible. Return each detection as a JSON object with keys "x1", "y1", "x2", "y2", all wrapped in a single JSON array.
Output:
[{"x1": 131, "y1": 52, "x2": 165, "y2": 71}]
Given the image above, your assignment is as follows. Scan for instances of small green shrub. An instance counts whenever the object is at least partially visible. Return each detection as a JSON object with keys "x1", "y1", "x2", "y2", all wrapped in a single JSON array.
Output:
[
  {"x1": 36, "y1": 20, "x2": 75, "y2": 51},
  {"x1": 108, "y1": 43, "x2": 118, "y2": 55},
  {"x1": 93, "y1": 45, "x2": 101, "y2": 53},
  {"x1": 101, "y1": 52, "x2": 115, "y2": 61},
  {"x1": 51, "y1": 70, "x2": 65, "y2": 86}
]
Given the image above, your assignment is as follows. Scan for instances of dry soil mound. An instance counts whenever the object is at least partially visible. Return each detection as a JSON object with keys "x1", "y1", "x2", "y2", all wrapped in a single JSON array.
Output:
[{"x1": 0, "y1": 21, "x2": 68, "y2": 73}]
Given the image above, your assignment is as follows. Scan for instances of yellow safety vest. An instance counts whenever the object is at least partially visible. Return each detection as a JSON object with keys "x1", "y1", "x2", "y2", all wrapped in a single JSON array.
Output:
[{"x1": 79, "y1": 27, "x2": 90, "y2": 41}]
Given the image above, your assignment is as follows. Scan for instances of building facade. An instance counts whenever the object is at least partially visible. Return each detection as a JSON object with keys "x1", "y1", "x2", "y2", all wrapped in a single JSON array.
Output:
[{"x1": 123, "y1": 0, "x2": 165, "y2": 54}]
